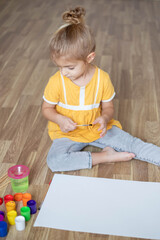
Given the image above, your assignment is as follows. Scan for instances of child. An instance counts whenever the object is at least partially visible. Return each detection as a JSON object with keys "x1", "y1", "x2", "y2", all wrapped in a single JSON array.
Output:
[{"x1": 42, "y1": 7, "x2": 160, "y2": 172}]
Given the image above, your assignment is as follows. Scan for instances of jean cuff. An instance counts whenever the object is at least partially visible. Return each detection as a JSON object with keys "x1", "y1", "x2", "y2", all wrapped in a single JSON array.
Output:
[{"x1": 87, "y1": 151, "x2": 92, "y2": 169}]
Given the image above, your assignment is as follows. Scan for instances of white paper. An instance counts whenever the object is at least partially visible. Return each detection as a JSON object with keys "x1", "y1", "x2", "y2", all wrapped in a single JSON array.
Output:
[{"x1": 34, "y1": 174, "x2": 160, "y2": 239}]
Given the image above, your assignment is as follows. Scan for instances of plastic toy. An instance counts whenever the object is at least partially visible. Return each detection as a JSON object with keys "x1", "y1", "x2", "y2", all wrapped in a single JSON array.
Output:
[
  {"x1": 0, "y1": 221, "x2": 8, "y2": 237},
  {"x1": 14, "y1": 193, "x2": 23, "y2": 201},
  {"x1": 15, "y1": 216, "x2": 25, "y2": 231},
  {"x1": 20, "y1": 206, "x2": 31, "y2": 221},
  {"x1": 4, "y1": 194, "x2": 14, "y2": 204},
  {"x1": 7, "y1": 210, "x2": 17, "y2": 225},
  {"x1": 0, "y1": 198, "x2": 3, "y2": 205},
  {"x1": 27, "y1": 200, "x2": 37, "y2": 214},
  {"x1": 22, "y1": 193, "x2": 32, "y2": 206},
  {"x1": 6, "y1": 201, "x2": 16, "y2": 212},
  {"x1": 8, "y1": 165, "x2": 30, "y2": 192}
]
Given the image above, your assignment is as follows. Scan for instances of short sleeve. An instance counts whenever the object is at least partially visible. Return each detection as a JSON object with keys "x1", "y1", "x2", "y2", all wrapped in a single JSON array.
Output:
[
  {"x1": 102, "y1": 72, "x2": 115, "y2": 102},
  {"x1": 43, "y1": 71, "x2": 60, "y2": 105}
]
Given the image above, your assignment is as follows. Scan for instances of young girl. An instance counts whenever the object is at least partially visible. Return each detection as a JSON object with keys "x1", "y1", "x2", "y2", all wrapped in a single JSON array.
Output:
[{"x1": 42, "y1": 7, "x2": 160, "y2": 172}]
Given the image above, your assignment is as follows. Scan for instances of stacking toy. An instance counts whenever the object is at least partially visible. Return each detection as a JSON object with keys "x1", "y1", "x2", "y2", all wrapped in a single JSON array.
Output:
[
  {"x1": 0, "y1": 212, "x2": 4, "y2": 222},
  {"x1": 20, "y1": 206, "x2": 31, "y2": 221},
  {"x1": 22, "y1": 193, "x2": 32, "y2": 206},
  {"x1": 6, "y1": 201, "x2": 16, "y2": 212},
  {"x1": 8, "y1": 165, "x2": 30, "y2": 193},
  {"x1": 0, "y1": 221, "x2": 7, "y2": 237},
  {"x1": 7, "y1": 210, "x2": 17, "y2": 225},
  {"x1": 14, "y1": 193, "x2": 23, "y2": 201},
  {"x1": 0, "y1": 198, "x2": 3, "y2": 205},
  {"x1": 4, "y1": 194, "x2": 14, "y2": 204},
  {"x1": 0, "y1": 211, "x2": 4, "y2": 217},
  {"x1": 0, "y1": 215, "x2": 4, "y2": 221},
  {"x1": 27, "y1": 200, "x2": 37, "y2": 214},
  {"x1": 15, "y1": 216, "x2": 25, "y2": 231}
]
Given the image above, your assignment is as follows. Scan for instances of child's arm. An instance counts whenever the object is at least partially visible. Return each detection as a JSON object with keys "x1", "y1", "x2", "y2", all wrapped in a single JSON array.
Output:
[
  {"x1": 42, "y1": 101, "x2": 77, "y2": 133},
  {"x1": 93, "y1": 101, "x2": 114, "y2": 138}
]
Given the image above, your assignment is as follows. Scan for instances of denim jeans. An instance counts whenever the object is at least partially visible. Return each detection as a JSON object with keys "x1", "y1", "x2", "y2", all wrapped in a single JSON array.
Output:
[{"x1": 47, "y1": 126, "x2": 160, "y2": 172}]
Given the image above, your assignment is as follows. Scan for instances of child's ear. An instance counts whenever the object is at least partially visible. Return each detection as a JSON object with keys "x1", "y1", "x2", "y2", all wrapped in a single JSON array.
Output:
[{"x1": 86, "y1": 52, "x2": 96, "y2": 63}]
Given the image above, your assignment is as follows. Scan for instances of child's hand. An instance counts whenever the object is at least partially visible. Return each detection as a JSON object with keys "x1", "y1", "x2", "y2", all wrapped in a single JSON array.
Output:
[
  {"x1": 93, "y1": 116, "x2": 107, "y2": 138},
  {"x1": 58, "y1": 115, "x2": 77, "y2": 133}
]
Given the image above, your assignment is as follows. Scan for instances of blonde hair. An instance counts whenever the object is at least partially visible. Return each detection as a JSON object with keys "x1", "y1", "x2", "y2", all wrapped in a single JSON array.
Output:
[{"x1": 50, "y1": 7, "x2": 96, "y2": 61}]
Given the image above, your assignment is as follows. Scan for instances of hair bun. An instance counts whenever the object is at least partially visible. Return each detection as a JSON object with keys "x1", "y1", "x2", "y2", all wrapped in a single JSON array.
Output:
[{"x1": 62, "y1": 7, "x2": 86, "y2": 24}]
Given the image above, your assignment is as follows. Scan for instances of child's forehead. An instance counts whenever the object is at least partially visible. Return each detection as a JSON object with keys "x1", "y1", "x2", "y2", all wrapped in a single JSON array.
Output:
[{"x1": 54, "y1": 55, "x2": 83, "y2": 67}]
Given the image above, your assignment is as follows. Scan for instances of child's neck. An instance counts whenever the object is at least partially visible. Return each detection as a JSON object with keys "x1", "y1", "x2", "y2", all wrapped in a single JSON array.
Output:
[{"x1": 73, "y1": 64, "x2": 96, "y2": 87}]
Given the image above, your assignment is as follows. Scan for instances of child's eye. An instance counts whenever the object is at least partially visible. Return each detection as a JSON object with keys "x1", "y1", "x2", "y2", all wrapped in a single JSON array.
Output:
[{"x1": 68, "y1": 67, "x2": 74, "y2": 70}]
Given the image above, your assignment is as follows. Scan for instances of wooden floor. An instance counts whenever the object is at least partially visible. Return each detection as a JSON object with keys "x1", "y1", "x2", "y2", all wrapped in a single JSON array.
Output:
[{"x1": 0, "y1": 0, "x2": 160, "y2": 239}]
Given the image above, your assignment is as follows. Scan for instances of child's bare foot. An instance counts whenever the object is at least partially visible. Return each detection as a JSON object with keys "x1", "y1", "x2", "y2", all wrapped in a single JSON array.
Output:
[
  {"x1": 102, "y1": 146, "x2": 135, "y2": 162},
  {"x1": 92, "y1": 147, "x2": 135, "y2": 165}
]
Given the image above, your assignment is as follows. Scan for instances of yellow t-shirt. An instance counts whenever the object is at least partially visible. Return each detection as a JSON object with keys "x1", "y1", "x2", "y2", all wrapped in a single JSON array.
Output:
[{"x1": 43, "y1": 66, "x2": 122, "y2": 142}]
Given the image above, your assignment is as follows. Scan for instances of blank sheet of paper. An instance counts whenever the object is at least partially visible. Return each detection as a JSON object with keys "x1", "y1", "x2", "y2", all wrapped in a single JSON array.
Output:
[{"x1": 34, "y1": 174, "x2": 160, "y2": 239}]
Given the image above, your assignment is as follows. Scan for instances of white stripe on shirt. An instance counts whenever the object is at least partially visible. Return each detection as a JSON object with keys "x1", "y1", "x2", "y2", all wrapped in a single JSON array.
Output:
[
  {"x1": 58, "y1": 101, "x2": 100, "y2": 111},
  {"x1": 94, "y1": 68, "x2": 100, "y2": 104},
  {"x1": 43, "y1": 92, "x2": 115, "y2": 108},
  {"x1": 43, "y1": 96, "x2": 57, "y2": 105},
  {"x1": 102, "y1": 92, "x2": 116, "y2": 102},
  {"x1": 60, "y1": 73, "x2": 67, "y2": 104},
  {"x1": 79, "y1": 86, "x2": 85, "y2": 106}
]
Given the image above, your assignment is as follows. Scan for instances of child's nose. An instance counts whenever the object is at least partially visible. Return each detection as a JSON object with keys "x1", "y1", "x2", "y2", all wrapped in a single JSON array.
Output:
[{"x1": 61, "y1": 68, "x2": 68, "y2": 76}]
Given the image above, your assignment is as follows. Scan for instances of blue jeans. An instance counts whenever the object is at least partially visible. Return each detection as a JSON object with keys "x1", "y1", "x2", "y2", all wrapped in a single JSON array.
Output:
[{"x1": 47, "y1": 126, "x2": 160, "y2": 172}]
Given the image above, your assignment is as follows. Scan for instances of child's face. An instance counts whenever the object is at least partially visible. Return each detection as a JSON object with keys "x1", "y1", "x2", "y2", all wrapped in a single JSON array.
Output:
[{"x1": 53, "y1": 56, "x2": 87, "y2": 82}]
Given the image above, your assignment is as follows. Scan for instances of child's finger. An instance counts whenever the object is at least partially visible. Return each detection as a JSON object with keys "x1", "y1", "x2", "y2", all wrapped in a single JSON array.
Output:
[
  {"x1": 92, "y1": 118, "x2": 100, "y2": 125},
  {"x1": 98, "y1": 124, "x2": 104, "y2": 131},
  {"x1": 68, "y1": 119, "x2": 76, "y2": 125},
  {"x1": 100, "y1": 128, "x2": 107, "y2": 137}
]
